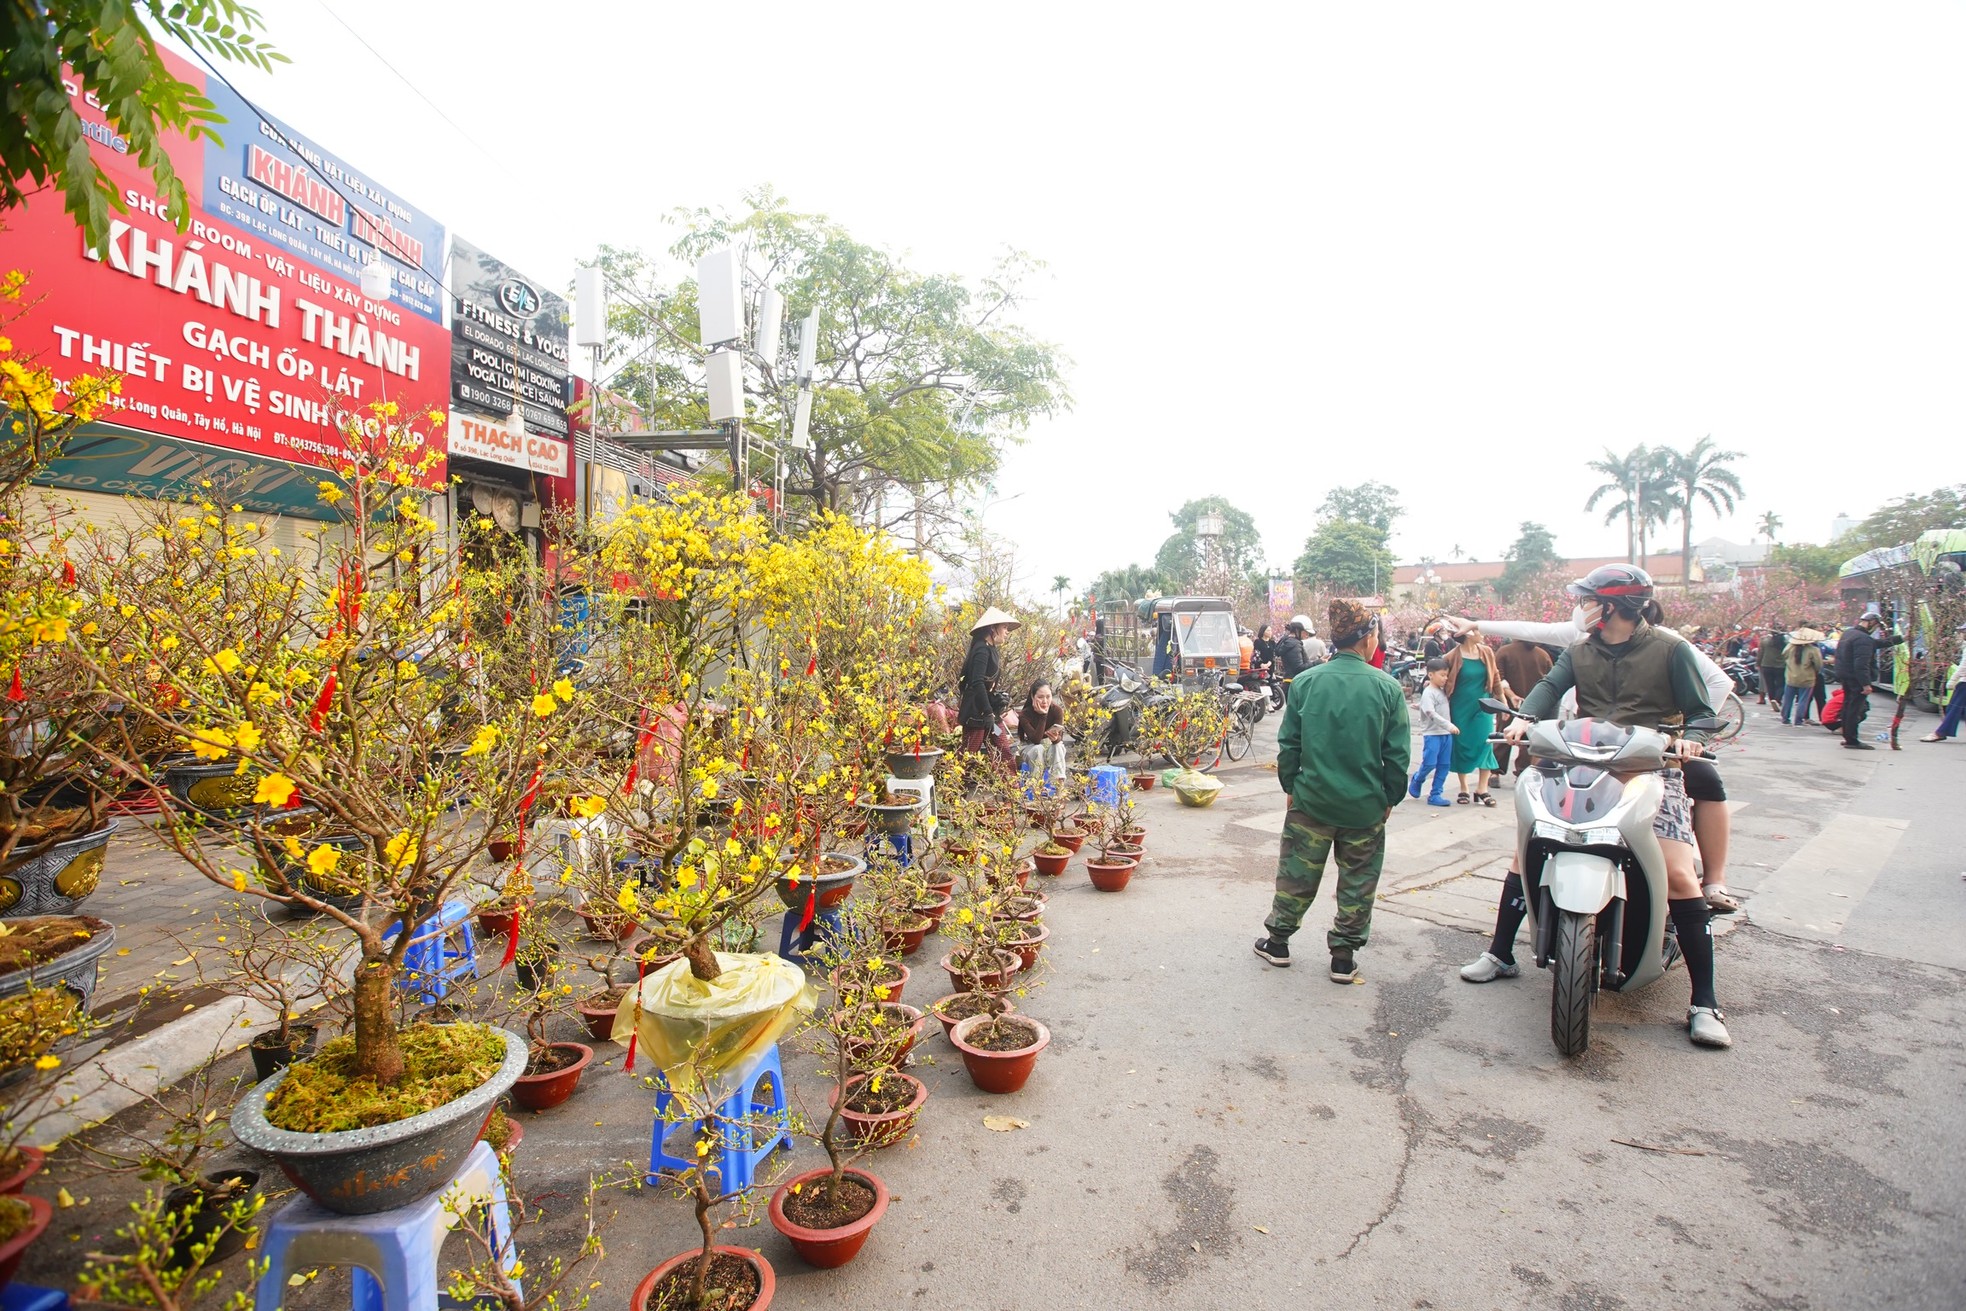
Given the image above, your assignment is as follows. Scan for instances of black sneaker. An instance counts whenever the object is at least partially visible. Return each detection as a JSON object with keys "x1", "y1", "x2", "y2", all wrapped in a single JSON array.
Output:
[
  {"x1": 1330, "y1": 952, "x2": 1360, "y2": 984},
  {"x1": 1252, "y1": 937, "x2": 1290, "y2": 967},
  {"x1": 1842, "y1": 741, "x2": 1876, "y2": 751}
]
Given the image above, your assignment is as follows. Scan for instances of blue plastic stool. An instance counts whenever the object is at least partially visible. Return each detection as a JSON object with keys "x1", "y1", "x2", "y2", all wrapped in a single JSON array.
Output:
[
  {"x1": 777, "y1": 904, "x2": 844, "y2": 968},
  {"x1": 1087, "y1": 764, "x2": 1127, "y2": 806},
  {"x1": 648, "y1": 1043, "x2": 791, "y2": 1192},
  {"x1": 1, "y1": 1286, "x2": 68, "y2": 1311},
  {"x1": 383, "y1": 900, "x2": 479, "y2": 1004},
  {"x1": 865, "y1": 830, "x2": 915, "y2": 868},
  {"x1": 253, "y1": 1141, "x2": 518, "y2": 1311}
]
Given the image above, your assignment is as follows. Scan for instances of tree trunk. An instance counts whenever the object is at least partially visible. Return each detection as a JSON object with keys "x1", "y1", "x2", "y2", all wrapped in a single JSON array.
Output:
[
  {"x1": 350, "y1": 958, "x2": 406, "y2": 1084},
  {"x1": 689, "y1": 1183, "x2": 716, "y2": 1308},
  {"x1": 683, "y1": 933, "x2": 722, "y2": 982},
  {"x1": 1681, "y1": 498, "x2": 1694, "y2": 584},
  {"x1": 1624, "y1": 492, "x2": 1636, "y2": 564}
]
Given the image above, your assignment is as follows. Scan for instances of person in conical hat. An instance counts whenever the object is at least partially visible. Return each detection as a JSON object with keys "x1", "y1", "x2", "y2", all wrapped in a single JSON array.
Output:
[{"x1": 960, "y1": 607, "x2": 1020, "y2": 762}]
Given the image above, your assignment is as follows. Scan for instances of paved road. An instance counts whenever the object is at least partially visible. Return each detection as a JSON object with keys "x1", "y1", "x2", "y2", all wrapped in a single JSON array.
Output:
[{"x1": 28, "y1": 697, "x2": 1963, "y2": 1309}]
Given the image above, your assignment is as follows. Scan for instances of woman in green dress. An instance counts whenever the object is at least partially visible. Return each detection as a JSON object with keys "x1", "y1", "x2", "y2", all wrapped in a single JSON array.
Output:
[{"x1": 1444, "y1": 627, "x2": 1502, "y2": 805}]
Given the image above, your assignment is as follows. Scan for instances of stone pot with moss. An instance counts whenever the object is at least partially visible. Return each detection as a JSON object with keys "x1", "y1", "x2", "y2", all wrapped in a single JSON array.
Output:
[
  {"x1": 0, "y1": 915, "x2": 117, "y2": 1009},
  {"x1": 231, "y1": 1023, "x2": 526, "y2": 1215},
  {"x1": 0, "y1": 817, "x2": 115, "y2": 919}
]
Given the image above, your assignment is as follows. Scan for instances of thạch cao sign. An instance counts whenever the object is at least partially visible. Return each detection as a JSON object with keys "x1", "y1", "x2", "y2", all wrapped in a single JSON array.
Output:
[
  {"x1": 5, "y1": 49, "x2": 450, "y2": 481},
  {"x1": 448, "y1": 412, "x2": 568, "y2": 478},
  {"x1": 448, "y1": 237, "x2": 571, "y2": 449}
]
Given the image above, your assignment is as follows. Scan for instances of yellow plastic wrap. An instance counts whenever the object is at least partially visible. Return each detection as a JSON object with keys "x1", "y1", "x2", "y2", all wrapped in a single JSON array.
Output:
[
  {"x1": 610, "y1": 951, "x2": 815, "y2": 1093},
  {"x1": 1171, "y1": 770, "x2": 1223, "y2": 807}
]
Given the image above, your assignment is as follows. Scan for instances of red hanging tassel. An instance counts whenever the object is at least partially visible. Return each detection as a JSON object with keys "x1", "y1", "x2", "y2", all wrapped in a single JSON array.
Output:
[
  {"x1": 804, "y1": 654, "x2": 817, "y2": 677},
  {"x1": 797, "y1": 882, "x2": 817, "y2": 933},
  {"x1": 61, "y1": 560, "x2": 75, "y2": 586},
  {"x1": 5, "y1": 669, "x2": 23, "y2": 703},
  {"x1": 623, "y1": 950, "x2": 650, "y2": 1071},
  {"x1": 498, "y1": 906, "x2": 521, "y2": 968},
  {"x1": 308, "y1": 672, "x2": 338, "y2": 731}
]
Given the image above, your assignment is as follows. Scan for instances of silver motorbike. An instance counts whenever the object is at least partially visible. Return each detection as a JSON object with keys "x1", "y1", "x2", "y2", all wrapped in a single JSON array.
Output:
[{"x1": 1480, "y1": 697, "x2": 1713, "y2": 1056}]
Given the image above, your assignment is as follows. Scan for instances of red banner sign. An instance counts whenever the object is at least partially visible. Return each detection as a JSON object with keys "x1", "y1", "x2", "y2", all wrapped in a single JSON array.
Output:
[{"x1": 6, "y1": 52, "x2": 450, "y2": 480}]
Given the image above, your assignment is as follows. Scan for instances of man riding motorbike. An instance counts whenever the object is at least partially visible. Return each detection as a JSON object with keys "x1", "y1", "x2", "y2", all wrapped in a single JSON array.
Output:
[{"x1": 1456, "y1": 565, "x2": 1731, "y2": 1049}]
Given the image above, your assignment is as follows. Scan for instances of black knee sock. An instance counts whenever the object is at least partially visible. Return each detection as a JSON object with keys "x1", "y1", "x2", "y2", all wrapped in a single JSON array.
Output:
[
  {"x1": 1670, "y1": 897, "x2": 1718, "y2": 1010},
  {"x1": 1489, "y1": 871, "x2": 1527, "y2": 963}
]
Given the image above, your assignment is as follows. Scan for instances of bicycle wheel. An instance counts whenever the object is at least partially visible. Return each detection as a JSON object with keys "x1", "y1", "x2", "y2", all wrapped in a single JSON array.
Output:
[
  {"x1": 1225, "y1": 706, "x2": 1256, "y2": 761},
  {"x1": 1712, "y1": 692, "x2": 1745, "y2": 743}
]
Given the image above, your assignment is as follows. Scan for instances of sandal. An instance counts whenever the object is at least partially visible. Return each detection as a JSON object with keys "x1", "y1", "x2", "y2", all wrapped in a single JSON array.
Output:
[
  {"x1": 1705, "y1": 885, "x2": 1742, "y2": 914},
  {"x1": 1921, "y1": 734, "x2": 1946, "y2": 743},
  {"x1": 1475, "y1": 793, "x2": 1495, "y2": 807},
  {"x1": 1456, "y1": 793, "x2": 1471, "y2": 805}
]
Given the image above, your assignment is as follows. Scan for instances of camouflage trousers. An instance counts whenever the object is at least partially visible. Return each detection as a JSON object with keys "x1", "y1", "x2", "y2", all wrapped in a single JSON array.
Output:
[{"x1": 1264, "y1": 808, "x2": 1388, "y2": 953}]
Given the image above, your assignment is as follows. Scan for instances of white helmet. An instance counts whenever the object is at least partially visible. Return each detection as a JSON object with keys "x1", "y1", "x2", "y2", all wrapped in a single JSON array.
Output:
[{"x1": 1289, "y1": 615, "x2": 1315, "y2": 635}]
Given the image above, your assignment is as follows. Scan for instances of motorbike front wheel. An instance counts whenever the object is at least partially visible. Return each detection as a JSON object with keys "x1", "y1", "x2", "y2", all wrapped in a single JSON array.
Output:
[{"x1": 1550, "y1": 909, "x2": 1597, "y2": 1058}]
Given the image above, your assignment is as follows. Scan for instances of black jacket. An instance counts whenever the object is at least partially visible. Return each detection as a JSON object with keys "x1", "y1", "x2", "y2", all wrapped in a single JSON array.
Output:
[
  {"x1": 1835, "y1": 624, "x2": 1902, "y2": 687},
  {"x1": 1277, "y1": 635, "x2": 1311, "y2": 679},
  {"x1": 1253, "y1": 637, "x2": 1278, "y2": 668},
  {"x1": 958, "y1": 640, "x2": 1000, "y2": 729}
]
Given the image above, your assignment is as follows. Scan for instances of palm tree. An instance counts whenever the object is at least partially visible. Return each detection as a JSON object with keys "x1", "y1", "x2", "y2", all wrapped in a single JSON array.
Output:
[
  {"x1": 1051, "y1": 574, "x2": 1071, "y2": 618},
  {"x1": 1756, "y1": 511, "x2": 1782, "y2": 543},
  {"x1": 1584, "y1": 445, "x2": 1653, "y2": 564},
  {"x1": 1662, "y1": 436, "x2": 1744, "y2": 577}
]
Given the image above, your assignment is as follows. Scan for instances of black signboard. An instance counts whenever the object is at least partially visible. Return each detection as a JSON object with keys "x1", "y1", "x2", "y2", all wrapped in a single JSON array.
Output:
[{"x1": 448, "y1": 237, "x2": 570, "y2": 438}]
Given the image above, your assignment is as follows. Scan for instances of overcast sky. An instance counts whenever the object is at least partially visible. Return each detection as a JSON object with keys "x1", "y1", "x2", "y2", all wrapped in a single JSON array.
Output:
[{"x1": 213, "y1": 1, "x2": 1965, "y2": 595}]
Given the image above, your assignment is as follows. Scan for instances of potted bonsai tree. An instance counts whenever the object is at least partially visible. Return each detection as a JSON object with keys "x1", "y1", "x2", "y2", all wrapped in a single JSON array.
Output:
[{"x1": 78, "y1": 401, "x2": 603, "y2": 1214}]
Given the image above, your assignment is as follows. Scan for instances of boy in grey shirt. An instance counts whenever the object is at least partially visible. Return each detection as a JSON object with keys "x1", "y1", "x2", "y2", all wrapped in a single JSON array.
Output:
[{"x1": 1406, "y1": 658, "x2": 1458, "y2": 806}]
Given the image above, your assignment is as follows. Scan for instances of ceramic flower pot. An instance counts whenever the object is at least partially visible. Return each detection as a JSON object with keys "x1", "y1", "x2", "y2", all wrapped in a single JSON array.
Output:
[
  {"x1": 1032, "y1": 848, "x2": 1071, "y2": 877},
  {"x1": 773, "y1": 853, "x2": 865, "y2": 912},
  {"x1": 0, "y1": 915, "x2": 117, "y2": 1010},
  {"x1": 577, "y1": 990, "x2": 625, "y2": 1042},
  {"x1": 1048, "y1": 829, "x2": 1086, "y2": 854},
  {"x1": 1009, "y1": 922, "x2": 1051, "y2": 972},
  {"x1": 769, "y1": 1167, "x2": 890, "y2": 1268},
  {"x1": 1086, "y1": 857, "x2": 1138, "y2": 893},
  {"x1": 832, "y1": 963, "x2": 910, "y2": 1006},
  {"x1": 511, "y1": 1042, "x2": 593, "y2": 1112},
  {"x1": 0, "y1": 820, "x2": 115, "y2": 917},
  {"x1": 632, "y1": 1246, "x2": 775, "y2": 1311},
  {"x1": 949, "y1": 1014, "x2": 1052, "y2": 1094},
  {"x1": 883, "y1": 746, "x2": 944, "y2": 780},
  {"x1": 0, "y1": 1147, "x2": 44, "y2": 1196},
  {"x1": 0, "y1": 1194, "x2": 52, "y2": 1288},
  {"x1": 938, "y1": 949, "x2": 1020, "y2": 993},
  {"x1": 840, "y1": 1003, "x2": 926, "y2": 1068},
  {"x1": 929, "y1": 993, "x2": 1015, "y2": 1040},
  {"x1": 828, "y1": 1072, "x2": 929, "y2": 1147},
  {"x1": 1131, "y1": 773, "x2": 1158, "y2": 791}
]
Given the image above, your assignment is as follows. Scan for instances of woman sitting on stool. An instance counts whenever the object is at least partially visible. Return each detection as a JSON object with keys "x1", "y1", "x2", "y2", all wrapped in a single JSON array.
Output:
[{"x1": 1014, "y1": 680, "x2": 1067, "y2": 792}]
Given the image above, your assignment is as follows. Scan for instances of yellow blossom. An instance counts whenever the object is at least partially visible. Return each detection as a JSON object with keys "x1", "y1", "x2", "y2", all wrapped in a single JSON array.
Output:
[
  {"x1": 530, "y1": 693, "x2": 557, "y2": 718},
  {"x1": 253, "y1": 773, "x2": 297, "y2": 807},
  {"x1": 384, "y1": 832, "x2": 418, "y2": 869},
  {"x1": 34, "y1": 1055, "x2": 60, "y2": 1072},
  {"x1": 306, "y1": 845, "x2": 341, "y2": 877},
  {"x1": 553, "y1": 677, "x2": 576, "y2": 703},
  {"x1": 205, "y1": 648, "x2": 243, "y2": 675},
  {"x1": 232, "y1": 722, "x2": 264, "y2": 753},
  {"x1": 571, "y1": 795, "x2": 607, "y2": 819},
  {"x1": 186, "y1": 728, "x2": 234, "y2": 761},
  {"x1": 463, "y1": 724, "x2": 500, "y2": 756},
  {"x1": 281, "y1": 836, "x2": 304, "y2": 859}
]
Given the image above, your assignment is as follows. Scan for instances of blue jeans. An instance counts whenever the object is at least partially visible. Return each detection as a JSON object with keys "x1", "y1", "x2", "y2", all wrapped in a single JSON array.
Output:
[
  {"x1": 1781, "y1": 681, "x2": 1814, "y2": 724},
  {"x1": 1410, "y1": 734, "x2": 1453, "y2": 800},
  {"x1": 1936, "y1": 683, "x2": 1966, "y2": 739}
]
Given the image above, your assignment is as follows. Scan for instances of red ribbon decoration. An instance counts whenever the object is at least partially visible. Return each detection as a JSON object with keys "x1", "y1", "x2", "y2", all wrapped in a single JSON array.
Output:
[
  {"x1": 498, "y1": 915, "x2": 520, "y2": 969},
  {"x1": 622, "y1": 707, "x2": 657, "y2": 793},
  {"x1": 623, "y1": 950, "x2": 650, "y2": 1071},
  {"x1": 61, "y1": 560, "x2": 75, "y2": 586},
  {"x1": 5, "y1": 669, "x2": 23, "y2": 703},
  {"x1": 308, "y1": 672, "x2": 338, "y2": 732},
  {"x1": 797, "y1": 882, "x2": 818, "y2": 934},
  {"x1": 805, "y1": 654, "x2": 818, "y2": 677}
]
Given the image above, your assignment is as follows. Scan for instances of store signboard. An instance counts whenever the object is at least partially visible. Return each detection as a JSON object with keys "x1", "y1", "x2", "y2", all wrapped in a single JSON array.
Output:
[
  {"x1": 35, "y1": 423, "x2": 346, "y2": 520},
  {"x1": 448, "y1": 238, "x2": 570, "y2": 440},
  {"x1": 8, "y1": 48, "x2": 448, "y2": 479},
  {"x1": 448, "y1": 413, "x2": 568, "y2": 477}
]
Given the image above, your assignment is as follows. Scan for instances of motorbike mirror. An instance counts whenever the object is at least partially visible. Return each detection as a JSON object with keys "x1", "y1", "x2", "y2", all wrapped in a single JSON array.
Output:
[{"x1": 1477, "y1": 697, "x2": 1512, "y2": 715}]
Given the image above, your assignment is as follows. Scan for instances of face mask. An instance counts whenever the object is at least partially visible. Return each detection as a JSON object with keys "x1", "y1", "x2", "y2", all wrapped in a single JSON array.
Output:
[{"x1": 1574, "y1": 602, "x2": 1605, "y2": 632}]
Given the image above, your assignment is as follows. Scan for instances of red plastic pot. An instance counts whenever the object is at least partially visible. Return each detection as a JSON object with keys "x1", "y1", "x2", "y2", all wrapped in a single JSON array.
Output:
[
  {"x1": 0, "y1": 1194, "x2": 51, "y2": 1288},
  {"x1": 1006, "y1": 893, "x2": 1047, "y2": 922},
  {"x1": 632, "y1": 1246, "x2": 775, "y2": 1311},
  {"x1": 828, "y1": 1072, "x2": 929, "y2": 1147},
  {"x1": 938, "y1": 949, "x2": 1020, "y2": 993},
  {"x1": 929, "y1": 993, "x2": 1015, "y2": 1040},
  {"x1": 488, "y1": 1117, "x2": 524, "y2": 1156},
  {"x1": 832, "y1": 963, "x2": 910, "y2": 1005},
  {"x1": 1032, "y1": 849, "x2": 1071, "y2": 877},
  {"x1": 949, "y1": 1015, "x2": 1052, "y2": 1094},
  {"x1": 474, "y1": 905, "x2": 520, "y2": 939},
  {"x1": 575, "y1": 910, "x2": 638, "y2": 941},
  {"x1": 769, "y1": 1167, "x2": 890, "y2": 1268},
  {"x1": 1086, "y1": 857, "x2": 1138, "y2": 892},
  {"x1": 577, "y1": 991, "x2": 624, "y2": 1042},
  {"x1": 1109, "y1": 841, "x2": 1144, "y2": 862},
  {"x1": 891, "y1": 917, "x2": 933, "y2": 957},
  {"x1": 841, "y1": 1003, "x2": 926, "y2": 1068},
  {"x1": 487, "y1": 837, "x2": 521, "y2": 862},
  {"x1": 1009, "y1": 922, "x2": 1050, "y2": 972},
  {"x1": 926, "y1": 874, "x2": 957, "y2": 897},
  {"x1": 913, "y1": 891, "x2": 952, "y2": 927},
  {"x1": 1049, "y1": 829, "x2": 1086, "y2": 853},
  {"x1": 510, "y1": 1042, "x2": 593, "y2": 1111},
  {"x1": 0, "y1": 1147, "x2": 45, "y2": 1196},
  {"x1": 1131, "y1": 773, "x2": 1158, "y2": 791},
  {"x1": 1120, "y1": 826, "x2": 1148, "y2": 848}
]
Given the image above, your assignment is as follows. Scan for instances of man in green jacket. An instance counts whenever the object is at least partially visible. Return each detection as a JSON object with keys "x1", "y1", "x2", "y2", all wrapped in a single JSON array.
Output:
[{"x1": 1254, "y1": 599, "x2": 1411, "y2": 983}]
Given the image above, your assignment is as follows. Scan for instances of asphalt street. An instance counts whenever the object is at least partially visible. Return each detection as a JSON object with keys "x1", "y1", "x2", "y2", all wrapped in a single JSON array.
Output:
[{"x1": 28, "y1": 694, "x2": 1963, "y2": 1310}]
